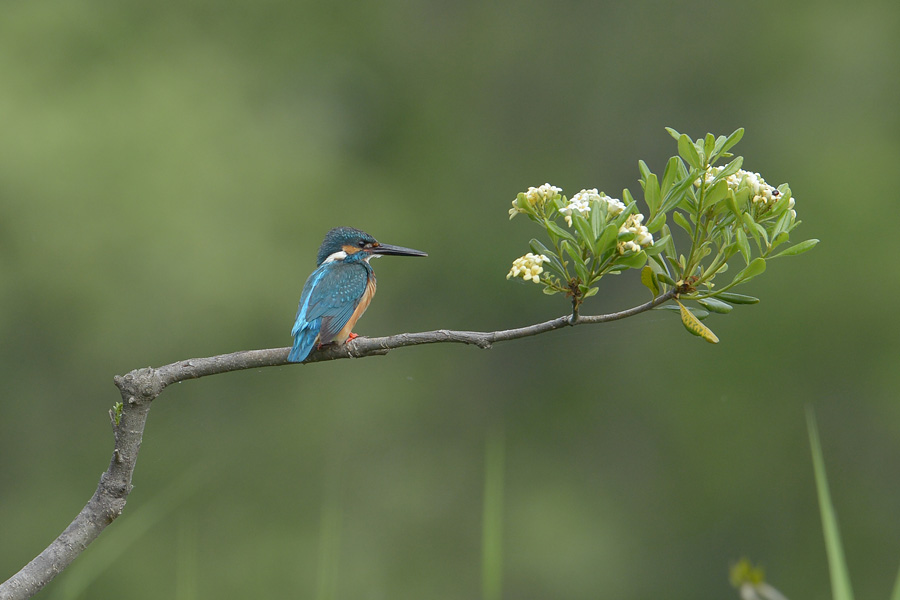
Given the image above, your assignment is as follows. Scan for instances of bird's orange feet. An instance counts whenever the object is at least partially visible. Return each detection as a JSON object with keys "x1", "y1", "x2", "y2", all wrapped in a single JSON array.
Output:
[{"x1": 346, "y1": 332, "x2": 359, "y2": 341}]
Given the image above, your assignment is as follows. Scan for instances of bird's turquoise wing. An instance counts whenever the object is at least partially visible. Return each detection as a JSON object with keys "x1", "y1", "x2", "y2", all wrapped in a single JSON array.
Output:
[
  {"x1": 288, "y1": 263, "x2": 369, "y2": 362},
  {"x1": 305, "y1": 263, "x2": 370, "y2": 342}
]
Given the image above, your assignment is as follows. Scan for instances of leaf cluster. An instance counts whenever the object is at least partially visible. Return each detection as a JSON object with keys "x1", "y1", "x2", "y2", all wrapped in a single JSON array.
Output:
[
  {"x1": 507, "y1": 128, "x2": 818, "y2": 342},
  {"x1": 509, "y1": 187, "x2": 665, "y2": 312}
]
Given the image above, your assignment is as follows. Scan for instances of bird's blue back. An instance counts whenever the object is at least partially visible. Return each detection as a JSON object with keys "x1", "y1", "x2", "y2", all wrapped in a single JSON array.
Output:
[{"x1": 288, "y1": 257, "x2": 373, "y2": 363}]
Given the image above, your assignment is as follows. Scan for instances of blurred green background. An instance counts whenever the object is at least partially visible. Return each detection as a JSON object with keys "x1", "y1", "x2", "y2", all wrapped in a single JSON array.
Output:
[{"x1": 1, "y1": 0, "x2": 898, "y2": 598}]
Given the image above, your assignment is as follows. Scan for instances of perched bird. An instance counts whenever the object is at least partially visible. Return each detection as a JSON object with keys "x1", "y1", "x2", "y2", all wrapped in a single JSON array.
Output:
[{"x1": 288, "y1": 226, "x2": 427, "y2": 363}]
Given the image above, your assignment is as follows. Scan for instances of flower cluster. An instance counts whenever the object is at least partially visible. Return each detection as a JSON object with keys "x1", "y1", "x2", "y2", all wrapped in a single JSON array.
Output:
[
  {"x1": 501, "y1": 129, "x2": 817, "y2": 335},
  {"x1": 559, "y1": 189, "x2": 626, "y2": 226},
  {"x1": 509, "y1": 183, "x2": 562, "y2": 218},
  {"x1": 506, "y1": 253, "x2": 549, "y2": 283},
  {"x1": 741, "y1": 171, "x2": 795, "y2": 219},
  {"x1": 525, "y1": 183, "x2": 562, "y2": 205},
  {"x1": 617, "y1": 214, "x2": 654, "y2": 254},
  {"x1": 560, "y1": 190, "x2": 592, "y2": 226},
  {"x1": 698, "y1": 166, "x2": 796, "y2": 219}
]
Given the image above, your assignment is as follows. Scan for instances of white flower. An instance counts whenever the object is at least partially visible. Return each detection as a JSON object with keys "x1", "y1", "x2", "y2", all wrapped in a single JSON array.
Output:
[
  {"x1": 507, "y1": 253, "x2": 549, "y2": 283},
  {"x1": 560, "y1": 191, "x2": 592, "y2": 227},
  {"x1": 617, "y1": 213, "x2": 653, "y2": 254},
  {"x1": 560, "y1": 189, "x2": 626, "y2": 226},
  {"x1": 510, "y1": 183, "x2": 562, "y2": 218},
  {"x1": 602, "y1": 195, "x2": 627, "y2": 218},
  {"x1": 617, "y1": 240, "x2": 643, "y2": 254},
  {"x1": 697, "y1": 166, "x2": 792, "y2": 216},
  {"x1": 521, "y1": 183, "x2": 561, "y2": 208}
]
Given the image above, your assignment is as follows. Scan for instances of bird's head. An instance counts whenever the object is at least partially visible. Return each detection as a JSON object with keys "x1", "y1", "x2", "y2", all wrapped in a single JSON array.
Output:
[{"x1": 316, "y1": 226, "x2": 428, "y2": 266}]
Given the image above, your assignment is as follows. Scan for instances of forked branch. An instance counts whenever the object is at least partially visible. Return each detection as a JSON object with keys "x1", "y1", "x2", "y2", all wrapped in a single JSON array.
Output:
[{"x1": 0, "y1": 289, "x2": 675, "y2": 600}]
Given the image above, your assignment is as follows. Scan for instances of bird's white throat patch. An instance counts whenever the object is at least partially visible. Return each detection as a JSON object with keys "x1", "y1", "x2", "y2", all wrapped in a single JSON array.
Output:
[
  {"x1": 322, "y1": 250, "x2": 348, "y2": 264},
  {"x1": 322, "y1": 250, "x2": 381, "y2": 264}
]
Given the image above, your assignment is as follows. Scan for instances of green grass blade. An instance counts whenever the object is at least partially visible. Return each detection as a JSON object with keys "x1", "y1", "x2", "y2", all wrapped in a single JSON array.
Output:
[
  {"x1": 482, "y1": 426, "x2": 505, "y2": 600},
  {"x1": 175, "y1": 514, "x2": 199, "y2": 600},
  {"x1": 890, "y1": 563, "x2": 900, "y2": 600},
  {"x1": 806, "y1": 406, "x2": 854, "y2": 600},
  {"x1": 316, "y1": 449, "x2": 344, "y2": 600},
  {"x1": 315, "y1": 504, "x2": 342, "y2": 600}
]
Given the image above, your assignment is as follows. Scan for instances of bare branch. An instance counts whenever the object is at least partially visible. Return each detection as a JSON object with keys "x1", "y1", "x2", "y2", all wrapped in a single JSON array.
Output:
[{"x1": 0, "y1": 289, "x2": 675, "y2": 600}]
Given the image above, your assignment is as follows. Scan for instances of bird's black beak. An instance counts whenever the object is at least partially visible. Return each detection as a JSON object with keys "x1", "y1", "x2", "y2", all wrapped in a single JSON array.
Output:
[{"x1": 371, "y1": 242, "x2": 428, "y2": 257}]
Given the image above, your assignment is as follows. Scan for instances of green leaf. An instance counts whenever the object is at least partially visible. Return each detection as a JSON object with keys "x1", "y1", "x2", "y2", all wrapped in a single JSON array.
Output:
[
  {"x1": 662, "y1": 224, "x2": 676, "y2": 257},
  {"x1": 659, "y1": 170, "x2": 698, "y2": 216},
  {"x1": 616, "y1": 250, "x2": 647, "y2": 270},
  {"x1": 643, "y1": 234, "x2": 669, "y2": 257},
  {"x1": 511, "y1": 192, "x2": 533, "y2": 218},
  {"x1": 769, "y1": 231, "x2": 790, "y2": 251},
  {"x1": 111, "y1": 401, "x2": 124, "y2": 426},
  {"x1": 529, "y1": 238, "x2": 553, "y2": 256},
  {"x1": 735, "y1": 227, "x2": 751, "y2": 264},
  {"x1": 572, "y1": 211, "x2": 595, "y2": 251},
  {"x1": 704, "y1": 179, "x2": 729, "y2": 209},
  {"x1": 733, "y1": 257, "x2": 766, "y2": 284},
  {"x1": 638, "y1": 159, "x2": 652, "y2": 182},
  {"x1": 656, "y1": 272, "x2": 676, "y2": 286},
  {"x1": 665, "y1": 254, "x2": 684, "y2": 279},
  {"x1": 697, "y1": 297, "x2": 733, "y2": 313},
  {"x1": 703, "y1": 133, "x2": 715, "y2": 159},
  {"x1": 770, "y1": 192, "x2": 793, "y2": 220},
  {"x1": 732, "y1": 184, "x2": 751, "y2": 212},
  {"x1": 718, "y1": 156, "x2": 743, "y2": 179},
  {"x1": 642, "y1": 172, "x2": 661, "y2": 215},
  {"x1": 673, "y1": 211, "x2": 693, "y2": 237},
  {"x1": 582, "y1": 286, "x2": 599, "y2": 299},
  {"x1": 590, "y1": 199, "x2": 603, "y2": 239},
  {"x1": 546, "y1": 220, "x2": 577, "y2": 244},
  {"x1": 677, "y1": 134, "x2": 702, "y2": 169},
  {"x1": 806, "y1": 407, "x2": 855, "y2": 600},
  {"x1": 529, "y1": 239, "x2": 565, "y2": 275},
  {"x1": 678, "y1": 300, "x2": 719, "y2": 343},
  {"x1": 542, "y1": 286, "x2": 560, "y2": 295},
  {"x1": 622, "y1": 188, "x2": 636, "y2": 210},
  {"x1": 617, "y1": 229, "x2": 635, "y2": 243},
  {"x1": 770, "y1": 238, "x2": 819, "y2": 258},
  {"x1": 771, "y1": 209, "x2": 794, "y2": 240},
  {"x1": 665, "y1": 126, "x2": 682, "y2": 141},
  {"x1": 726, "y1": 191, "x2": 742, "y2": 219},
  {"x1": 656, "y1": 304, "x2": 710, "y2": 319},
  {"x1": 719, "y1": 128, "x2": 745, "y2": 156},
  {"x1": 646, "y1": 212, "x2": 667, "y2": 233},
  {"x1": 596, "y1": 222, "x2": 618, "y2": 254},
  {"x1": 641, "y1": 265, "x2": 659, "y2": 297},
  {"x1": 716, "y1": 292, "x2": 759, "y2": 304},
  {"x1": 660, "y1": 156, "x2": 681, "y2": 198},
  {"x1": 742, "y1": 212, "x2": 769, "y2": 245},
  {"x1": 561, "y1": 240, "x2": 588, "y2": 281}
]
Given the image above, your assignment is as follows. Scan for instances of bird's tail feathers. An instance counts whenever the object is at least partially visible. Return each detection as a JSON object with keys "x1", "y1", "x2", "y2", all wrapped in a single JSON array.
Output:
[{"x1": 288, "y1": 320, "x2": 321, "y2": 363}]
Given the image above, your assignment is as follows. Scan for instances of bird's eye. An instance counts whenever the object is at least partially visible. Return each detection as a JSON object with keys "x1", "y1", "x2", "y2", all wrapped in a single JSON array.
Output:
[{"x1": 358, "y1": 240, "x2": 366, "y2": 248}]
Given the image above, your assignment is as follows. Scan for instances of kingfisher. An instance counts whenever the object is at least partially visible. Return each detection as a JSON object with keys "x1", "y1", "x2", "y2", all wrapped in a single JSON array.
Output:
[{"x1": 288, "y1": 226, "x2": 427, "y2": 363}]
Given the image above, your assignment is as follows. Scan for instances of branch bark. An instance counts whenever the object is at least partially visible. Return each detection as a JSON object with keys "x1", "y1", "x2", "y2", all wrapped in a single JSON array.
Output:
[{"x1": 0, "y1": 290, "x2": 675, "y2": 600}]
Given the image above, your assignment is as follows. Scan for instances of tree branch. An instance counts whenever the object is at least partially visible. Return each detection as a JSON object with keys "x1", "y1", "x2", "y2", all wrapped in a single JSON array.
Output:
[{"x1": 0, "y1": 290, "x2": 675, "y2": 600}]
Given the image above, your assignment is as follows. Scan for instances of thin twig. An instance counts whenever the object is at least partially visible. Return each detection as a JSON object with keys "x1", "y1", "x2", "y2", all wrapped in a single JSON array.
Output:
[{"x1": 0, "y1": 289, "x2": 675, "y2": 600}]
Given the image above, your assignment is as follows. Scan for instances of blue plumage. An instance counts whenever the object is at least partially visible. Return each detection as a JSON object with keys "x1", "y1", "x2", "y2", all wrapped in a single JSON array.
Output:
[
  {"x1": 288, "y1": 227, "x2": 427, "y2": 363},
  {"x1": 289, "y1": 259, "x2": 372, "y2": 362}
]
